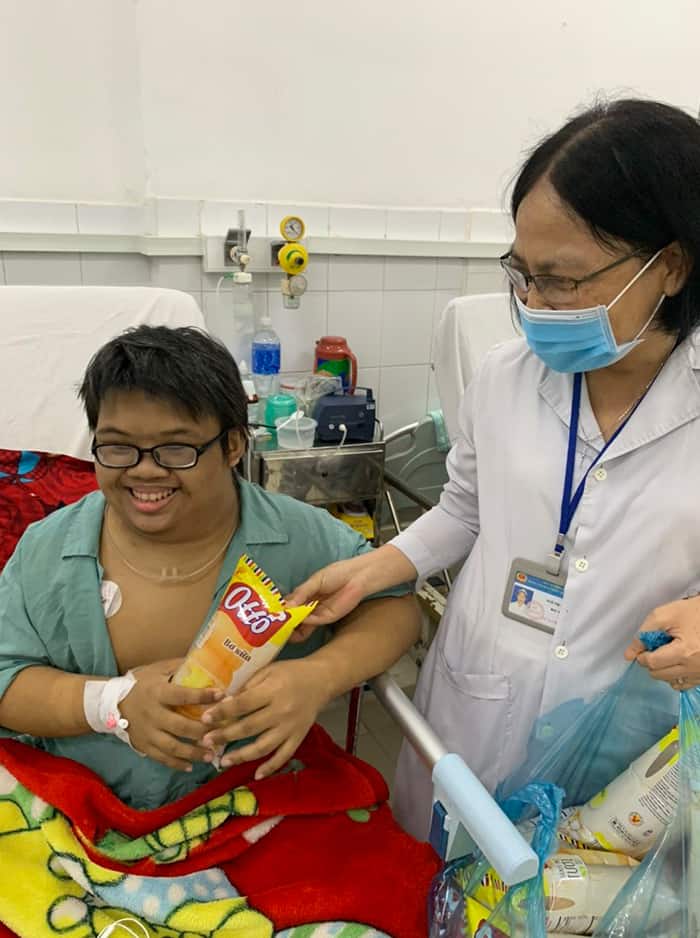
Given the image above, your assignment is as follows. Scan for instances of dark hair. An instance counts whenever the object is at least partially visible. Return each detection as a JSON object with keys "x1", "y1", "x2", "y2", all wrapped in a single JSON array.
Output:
[
  {"x1": 511, "y1": 98, "x2": 700, "y2": 341},
  {"x1": 79, "y1": 325, "x2": 248, "y2": 450}
]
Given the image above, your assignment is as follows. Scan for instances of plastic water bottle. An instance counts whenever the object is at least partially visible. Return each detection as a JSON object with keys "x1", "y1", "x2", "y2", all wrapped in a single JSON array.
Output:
[{"x1": 251, "y1": 315, "x2": 281, "y2": 402}]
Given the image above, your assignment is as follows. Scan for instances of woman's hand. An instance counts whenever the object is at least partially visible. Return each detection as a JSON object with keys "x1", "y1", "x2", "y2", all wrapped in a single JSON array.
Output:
[
  {"x1": 119, "y1": 658, "x2": 224, "y2": 771},
  {"x1": 285, "y1": 545, "x2": 418, "y2": 641},
  {"x1": 200, "y1": 658, "x2": 332, "y2": 780},
  {"x1": 625, "y1": 596, "x2": 700, "y2": 690},
  {"x1": 285, "y1": 556, "x2": 373, "y2": 640}
]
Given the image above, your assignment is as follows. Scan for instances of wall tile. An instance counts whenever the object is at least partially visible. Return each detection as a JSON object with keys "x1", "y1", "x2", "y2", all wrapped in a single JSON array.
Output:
[
  {"x1": 327, "y1": 291, "x2": 383, "y2": 369},
  {"x1": 469, "y1": 209, "x2": 513, "y2": 243},
  {"x1": 378, "y1": 365, "x2": 429, "y2": 435},
  {"x1": 0, "y1": 201, "x2": 77, "y2": 234},
  {"x1": 80, "y1": 253, "x2": 151, "y2": 285},
  {"x1": 436, "y1": 258, "x2": 466, "y2": 291},
  {"x1": 328, "y1": 206, "x2": 386, "y2": 239},
  {"x1": 77, "y1": 204, "x2": 145, "y2": 235},
  {"x1": 381, "y1": 291, "x2": 434, "y2": 366},
  {"x1": 267, "y1": 204, "x2": 329, "y2": 238},
  {"x1": 3, "y1": 252, "x2": 82, "y2": 285},
  {"x1": 0, "y1": 255, "x2": 6, "y2": 285},
  {"x1": 384, "y1": 257, "x2": 437, "y2": 291},
  {"x1": 439, "y1": 210, "x2": 469, "y2": 242},
  {"x1": 268, "y1": 291, "x2": 328, "y2": 373},
  {"x1": 328, "y1": 256, "x2": 384, "y2": 292},
  {"x1": 155, "y1": 199, "x2": 201, "y2": 237},
  {"x1": 386, "y1": 209, "x2": 440, "y2": 241},
  {"x1": 150, "y1": 256, "x2": 202, "y2": 293},
  {"x1": 357, "y1": 367, "x2": 380, "y2": 398},
  {"x1": 465, "y1": 258, "x2": 506, "y2": 295},
  {"x1": 201, "y1": 201, "x2": 267, "y2": 237}
]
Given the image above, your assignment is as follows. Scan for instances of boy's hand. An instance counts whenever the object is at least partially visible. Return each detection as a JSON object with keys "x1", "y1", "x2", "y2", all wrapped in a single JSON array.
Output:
[
  {"x1": 119, "y1": 658, "x2": 224, "y2": 771},
  {"x1": 200, "y1": 659, "x2": 331, "y2": 780}
]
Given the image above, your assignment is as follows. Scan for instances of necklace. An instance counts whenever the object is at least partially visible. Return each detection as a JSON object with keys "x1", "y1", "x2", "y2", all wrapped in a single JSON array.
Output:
[
  {"x1": 594, "y1": 347, "x2": 674, "y2": 441},
  {"x1": 104, "y1": 509, "x2": 236, "y2": 583}
]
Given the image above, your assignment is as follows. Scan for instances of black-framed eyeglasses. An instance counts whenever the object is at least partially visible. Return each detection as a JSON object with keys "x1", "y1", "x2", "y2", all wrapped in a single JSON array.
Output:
[
  {"x1": 499, "y1": 250, "x2": 646, "y2": 305},
  {"x1": 92, "y1": 428, "x2": 231, "y2": 470}
]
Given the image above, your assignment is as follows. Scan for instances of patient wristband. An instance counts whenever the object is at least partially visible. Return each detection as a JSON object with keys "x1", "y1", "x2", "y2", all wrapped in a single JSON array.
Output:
[{"x1": 83, "y1": 672, "x2": 137, "y2": 748}]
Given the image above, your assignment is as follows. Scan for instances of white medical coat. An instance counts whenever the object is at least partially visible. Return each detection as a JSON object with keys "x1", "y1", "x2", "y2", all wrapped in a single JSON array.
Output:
[{"x1": 392, "y1": 334, "x2": 700, "y2": 839}]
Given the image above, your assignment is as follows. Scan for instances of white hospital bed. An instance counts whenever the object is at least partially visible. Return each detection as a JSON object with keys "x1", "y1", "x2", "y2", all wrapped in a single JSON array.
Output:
[{"x1": 0, "y1": 284, "x2": 535, "y2": 886}]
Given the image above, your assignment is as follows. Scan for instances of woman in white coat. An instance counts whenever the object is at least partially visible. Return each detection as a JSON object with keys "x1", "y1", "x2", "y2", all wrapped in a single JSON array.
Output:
[{"x1": 288, "y1": 98, "x2": 700, "y2": 838}]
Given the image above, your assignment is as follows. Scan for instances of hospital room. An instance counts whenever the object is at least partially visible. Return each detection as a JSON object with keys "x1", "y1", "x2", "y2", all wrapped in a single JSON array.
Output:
[{"x1": 1, "y1": 0, "x2": 700, "y2": 934}]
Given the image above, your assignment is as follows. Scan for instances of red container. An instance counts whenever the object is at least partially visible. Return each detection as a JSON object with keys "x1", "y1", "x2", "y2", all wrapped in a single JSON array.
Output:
[{"x1": 314, "y1": 335, "x2": 358, "y2": 393}]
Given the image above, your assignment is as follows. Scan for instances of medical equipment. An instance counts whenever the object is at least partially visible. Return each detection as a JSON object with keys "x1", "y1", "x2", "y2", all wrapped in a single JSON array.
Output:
[
  {"x1": 222, "y1": 209, "x2": 256, "y2": 362},
  {"x1": 276, "y1": 214, "x2": 309, "y2": 309},
  {"x1": 314, "y1": 389, "x2": 376, "y2": 444},
  {"x1": 0, "y1": 283, "x2": 538, "y2": 889}
]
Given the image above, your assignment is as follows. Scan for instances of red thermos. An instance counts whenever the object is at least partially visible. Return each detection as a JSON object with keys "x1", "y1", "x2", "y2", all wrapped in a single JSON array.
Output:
[{"x1": 313, "y1": 336, "x2": 358, "y2": 393}]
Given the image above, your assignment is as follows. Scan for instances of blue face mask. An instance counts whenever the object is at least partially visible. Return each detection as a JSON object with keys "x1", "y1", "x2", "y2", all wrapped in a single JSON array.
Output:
[{"x1": 517, "y1": 250, "x2": 665, "y2": 373}]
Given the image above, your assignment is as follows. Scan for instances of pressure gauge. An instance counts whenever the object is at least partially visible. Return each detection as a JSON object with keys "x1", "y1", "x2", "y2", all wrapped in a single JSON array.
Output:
[
  {"x1": 288, "y1": 274, "x2": 308, "y2": 297},
  {"x1": 280, "y1": 215, "x2": 305, "y2": 241}
]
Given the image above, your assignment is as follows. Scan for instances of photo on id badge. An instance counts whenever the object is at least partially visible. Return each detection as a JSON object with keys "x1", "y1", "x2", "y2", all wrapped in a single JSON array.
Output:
[{"x1": 502, "y1": 558, "x2": 565, "y2": 634}]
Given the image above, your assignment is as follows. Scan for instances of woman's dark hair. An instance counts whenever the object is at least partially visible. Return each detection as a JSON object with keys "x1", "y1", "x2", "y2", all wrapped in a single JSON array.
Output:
[
  {"x1": 511, "y1": 98, "x2": 700, "y2": 341},
  {"x1": 79, "y1": 325, "x2": 248, "y2": 449}
]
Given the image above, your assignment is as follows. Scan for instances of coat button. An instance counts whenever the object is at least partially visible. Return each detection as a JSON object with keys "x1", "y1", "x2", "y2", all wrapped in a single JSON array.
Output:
[
  {"x1": 575, "y1": 558, "x2": 589, "y2": 572},
  {"x1": 594, "y1": 467, "x2": 607, "y2": 481},
  {"x1": 555, "y1": 645, "x2": 569, "y2": 660}
]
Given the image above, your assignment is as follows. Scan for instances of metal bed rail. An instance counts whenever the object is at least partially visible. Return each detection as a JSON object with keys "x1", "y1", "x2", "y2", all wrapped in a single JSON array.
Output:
[{"x1": 371, "y1": 672, "x2": 538, "y2": 886}]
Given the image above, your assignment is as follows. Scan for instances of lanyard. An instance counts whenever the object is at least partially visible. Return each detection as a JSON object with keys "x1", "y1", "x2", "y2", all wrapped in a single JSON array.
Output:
[{"x1": 547, "y1": 371, "x2": 653, "y2": 575}]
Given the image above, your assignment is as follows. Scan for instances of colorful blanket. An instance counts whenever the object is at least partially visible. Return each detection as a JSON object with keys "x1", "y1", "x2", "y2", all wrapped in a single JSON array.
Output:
[
  {"x1": 0, "y1": 726, "x2": 439, "y2": 937},
  {"x1": 0, "y1": 449, "x2": 97, "y2": 572}
]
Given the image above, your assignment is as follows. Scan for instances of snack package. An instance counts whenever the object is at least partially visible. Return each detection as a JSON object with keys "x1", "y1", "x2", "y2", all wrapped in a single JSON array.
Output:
[
  {"x1": 173, "y1": 555, "x2": 317, "y2": 718},
  {"x1": 555, "y1": 847, "x2": 639, "y2": 869},
  {"x1": 558, "y1": 726, "x2": 679, "y2": 859},
  {"x1": 329, "y1": 503, "x2": 375, "y2": 541},
  {"x1": 471, "y1": 855, "x2": 633, "y2": 936}
]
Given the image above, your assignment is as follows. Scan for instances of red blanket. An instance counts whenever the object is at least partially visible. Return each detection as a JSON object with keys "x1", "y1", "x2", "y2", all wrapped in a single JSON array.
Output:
[
  {"x1": 0, "y1": 449, "x2": 97, "y2": 571},
  {"x1": 0, "y1": 726, "x2": 439, "y2": 937}
]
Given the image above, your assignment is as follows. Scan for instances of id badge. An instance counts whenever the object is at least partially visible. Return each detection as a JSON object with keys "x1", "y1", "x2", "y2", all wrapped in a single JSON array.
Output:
[{"x1": 502, "y1": 558, "x2": 567, "y2": 635}]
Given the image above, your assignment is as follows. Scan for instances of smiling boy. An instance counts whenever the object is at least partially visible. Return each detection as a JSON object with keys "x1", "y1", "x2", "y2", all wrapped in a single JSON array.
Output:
[{"x1": 0, "y1": 325, "x2": 419, "y2": 809}]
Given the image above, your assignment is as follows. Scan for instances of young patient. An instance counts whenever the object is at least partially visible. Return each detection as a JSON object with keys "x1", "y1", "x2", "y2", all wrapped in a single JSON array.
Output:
[{"x1": 0, "y1": 325, "x2": 419, "y2": 810}]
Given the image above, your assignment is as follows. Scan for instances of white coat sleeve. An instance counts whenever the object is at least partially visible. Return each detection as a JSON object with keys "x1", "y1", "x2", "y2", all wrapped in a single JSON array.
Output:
[{"x1": 390, "y1": 371, "x2": 480, "y2": 577}]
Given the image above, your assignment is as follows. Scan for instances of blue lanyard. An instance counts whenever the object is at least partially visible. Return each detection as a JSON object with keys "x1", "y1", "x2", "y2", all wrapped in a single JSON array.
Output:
[{"x1": 548, "y1": 371, "x2": 652, "y2": 575}]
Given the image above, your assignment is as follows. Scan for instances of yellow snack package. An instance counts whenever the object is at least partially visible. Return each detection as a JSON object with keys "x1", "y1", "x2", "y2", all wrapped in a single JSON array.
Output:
[
  {"x1": 174, "y1": 555, "x2": 317, "y2": 718},
  {"x1": 329, "y1": 503, "x2": 375, "y2": 541},
  {"x1": 464, "y1": 896, "x2": 504, "y2": 937}
]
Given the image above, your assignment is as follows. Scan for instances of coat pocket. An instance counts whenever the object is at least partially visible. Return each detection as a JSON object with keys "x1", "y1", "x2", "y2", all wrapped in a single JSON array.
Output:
[{"x1": 428, "y1": 649, "x2": 514, "y2": 793}]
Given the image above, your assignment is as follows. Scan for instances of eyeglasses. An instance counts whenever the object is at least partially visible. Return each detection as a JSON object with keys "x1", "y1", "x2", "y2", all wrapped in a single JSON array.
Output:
[
  {"x1": 92, "y1": 428, "x2": 231, "y2": 470},
  {"x1": 499, "y1": 250, "x2": 646, "y2": 305}
]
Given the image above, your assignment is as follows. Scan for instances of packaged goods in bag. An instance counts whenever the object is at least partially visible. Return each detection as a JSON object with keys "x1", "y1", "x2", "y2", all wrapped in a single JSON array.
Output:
[{"x1": 559, "y1": 726, "x2": 679, "y2": 858}]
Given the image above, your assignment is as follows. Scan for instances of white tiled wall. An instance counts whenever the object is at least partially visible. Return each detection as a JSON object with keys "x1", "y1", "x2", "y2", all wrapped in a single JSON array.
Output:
[{"x1": 0, "y1": 250, "x2": 506, "y2": 433}]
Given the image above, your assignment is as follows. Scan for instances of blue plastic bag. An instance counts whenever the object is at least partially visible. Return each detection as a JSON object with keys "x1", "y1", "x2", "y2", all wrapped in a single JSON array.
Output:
[{"x1": 428, "y1": 641, "x2": 680, "y2": 938}]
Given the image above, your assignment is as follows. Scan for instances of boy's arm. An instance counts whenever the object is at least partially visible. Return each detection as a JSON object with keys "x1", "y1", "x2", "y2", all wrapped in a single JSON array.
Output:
[
  {"x1": 0, "y1": 667, "x2": 94, "y2": 736},
  {"x1": 303, "y1": 593, "x2": 421, "y2": 702}
]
